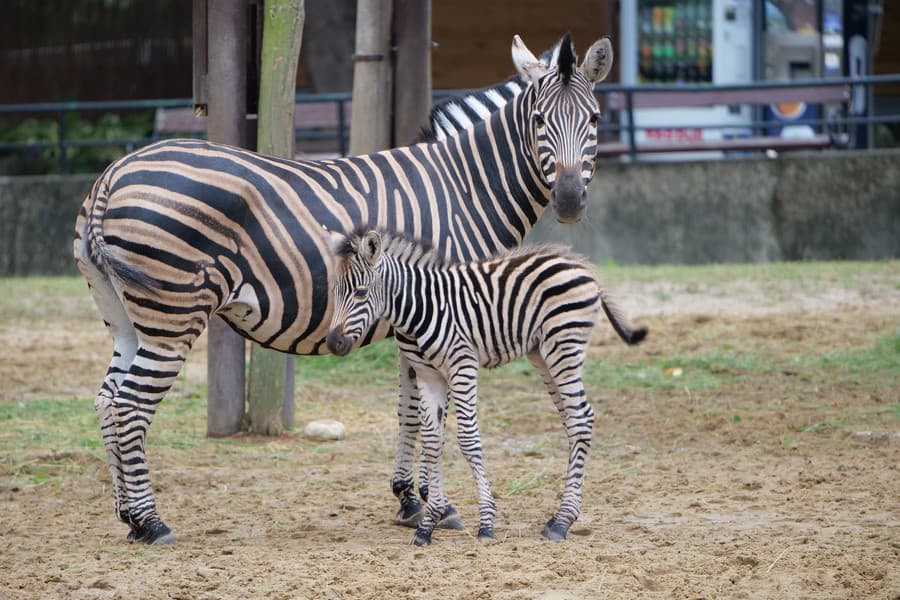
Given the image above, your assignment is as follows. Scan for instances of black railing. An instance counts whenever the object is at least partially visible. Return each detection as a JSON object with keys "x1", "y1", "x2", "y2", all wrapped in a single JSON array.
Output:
[{"x1": 1, "y1": 75, "x2": 898, "y2": 173}]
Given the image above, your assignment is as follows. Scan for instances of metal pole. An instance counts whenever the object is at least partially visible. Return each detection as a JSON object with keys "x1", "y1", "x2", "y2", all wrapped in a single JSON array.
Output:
[
  {"x1": 57, "y1": 110, "x2": 68, "y2": 174},
  {"x1": 205, "y1": 0, "x2": 248, "y2": 437}
]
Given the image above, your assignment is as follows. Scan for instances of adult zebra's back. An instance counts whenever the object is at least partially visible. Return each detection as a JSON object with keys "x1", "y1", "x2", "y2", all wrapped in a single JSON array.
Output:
[{"x1": 74, "y1": 34, "x2": 614, "y2": 545}]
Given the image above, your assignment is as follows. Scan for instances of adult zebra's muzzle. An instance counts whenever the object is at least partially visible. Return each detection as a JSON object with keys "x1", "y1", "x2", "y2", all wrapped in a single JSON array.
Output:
[
  {"x1": 551, "y1": 168, "x2": 588, "y2": 224},
  {"x1": 326, "y1": 328, "x2": 353, "y2": 356}
]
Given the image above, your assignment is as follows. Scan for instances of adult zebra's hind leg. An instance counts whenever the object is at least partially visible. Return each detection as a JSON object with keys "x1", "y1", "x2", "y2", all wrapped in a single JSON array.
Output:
[
  {"x1": 78, "y1": 250, "x2": 141, "y2": 538},
  {"x1": 112, "y1": 341, "x2": 195, "y2": 545},
  {"x1": 527, "y1": 348, "x2": 594, "y2": 542}
]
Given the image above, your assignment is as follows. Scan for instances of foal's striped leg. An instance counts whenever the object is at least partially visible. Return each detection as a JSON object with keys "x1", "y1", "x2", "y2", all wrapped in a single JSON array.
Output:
[
  {"x1": 449, "y1": 360, "x2": 497, "y2": 540},
  {"x1": 392, "y1": 353, "x2": 424, "y2": 526},
  {"x1": 410, "y1": 365, "x2": 451, "y2": 546},
  {"x1": 528, "y1": 345, "x2": 594, "y2": 541}
]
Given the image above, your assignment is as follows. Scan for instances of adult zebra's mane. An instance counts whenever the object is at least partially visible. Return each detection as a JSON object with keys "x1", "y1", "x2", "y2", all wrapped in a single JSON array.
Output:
[{"x1": 414, "y1": 39, "x2": 564, "y2": 144}]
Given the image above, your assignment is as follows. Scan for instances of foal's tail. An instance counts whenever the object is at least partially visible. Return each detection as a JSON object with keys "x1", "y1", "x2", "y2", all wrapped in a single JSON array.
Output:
[{"x1": 598, "y1": 288, "x2": 648, "y2": 346}]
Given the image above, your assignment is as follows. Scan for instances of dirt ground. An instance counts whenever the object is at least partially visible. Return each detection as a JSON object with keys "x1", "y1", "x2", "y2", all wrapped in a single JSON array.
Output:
[{"x1": 1, "y1": 271, "x2": 898, "y2": 599}]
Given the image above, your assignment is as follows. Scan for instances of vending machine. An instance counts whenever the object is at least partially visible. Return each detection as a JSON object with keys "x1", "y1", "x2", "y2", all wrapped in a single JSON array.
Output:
[
  {"x1": 619, "y1": 0, "x2": 876, "y2": 154},
  {"x1": 619, "y1": 0, "x2": 756, "y2": 153}
]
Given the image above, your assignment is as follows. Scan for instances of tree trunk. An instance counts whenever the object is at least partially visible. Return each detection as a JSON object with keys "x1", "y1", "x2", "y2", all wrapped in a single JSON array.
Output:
[
  {"x1": 246, "y1": 0, "x2": 305, "y2": 436},
  {"x1": 349, "y1": 0, "x2": 393, "y2": 154},
  {"x1": 205, "y1": 0, "x2": 248, "y2": 437}
]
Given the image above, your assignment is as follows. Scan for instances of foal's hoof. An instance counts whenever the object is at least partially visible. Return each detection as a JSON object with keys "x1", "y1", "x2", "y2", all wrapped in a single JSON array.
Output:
[
  {"x1": 395, "y1": 498, "x2": 424, "y2": 528},
  {"x1": 540, "y1": 517, "x2": 569, "y2": 542},
  {"x1": 436, "y1": 505, "x2": 465, "y2": 531},
  {"x1": 412, "y1": 528, "x2": 433, "y2": 546},
  {"x1": 126, "y1": 525, "x2": 150, "y2": 544},
  {"x1": 144, "y1": 520, "x2": 177, "y2": 545},
  {"x1": 477, "y1": 526, "x2": 495, "y2": 542}
]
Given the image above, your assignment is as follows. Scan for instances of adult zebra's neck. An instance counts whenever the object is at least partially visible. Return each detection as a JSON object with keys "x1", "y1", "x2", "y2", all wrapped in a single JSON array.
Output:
[{"x1": 448, "y1": 83, "x2": 550, "y2": 250}]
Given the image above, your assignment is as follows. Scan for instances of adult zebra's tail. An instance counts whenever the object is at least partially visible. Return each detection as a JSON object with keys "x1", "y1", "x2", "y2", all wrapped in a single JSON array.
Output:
[
  {"x1": 81, "y1": 167, "x2": 160, "y2": 296},
  {"x1": 599, "y1": 288, "x2": 648, "y2": 346}
]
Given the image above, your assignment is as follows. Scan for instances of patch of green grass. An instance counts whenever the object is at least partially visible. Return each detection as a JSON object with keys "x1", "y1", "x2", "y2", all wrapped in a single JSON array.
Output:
[
  {"x1": 0, "y1": 275, "x2": 95, "y2": 323},
  {"x1": 813, "y1": 330, "x2": 900, "y2": 385},
  {"x1": 293, "y1": 338, "x2": 399, "y2": 386},
  {"x1": 583, "y1": 350, "x2": 770, "y2": 391},
  {"x1": 502, "y1": 473, "x2": 558, "y2": 496}
]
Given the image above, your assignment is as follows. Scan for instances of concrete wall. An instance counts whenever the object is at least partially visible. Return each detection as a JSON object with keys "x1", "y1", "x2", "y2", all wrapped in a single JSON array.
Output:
[
  {"x1": 1, "y1": 150, "x2": 898, "y2": 276},
  {"x1": 528, "y1": 149, "x2": 900, "y2": 264},
  {"x1": 0, "y1": 174, "x2": 94, "y2": 276}
]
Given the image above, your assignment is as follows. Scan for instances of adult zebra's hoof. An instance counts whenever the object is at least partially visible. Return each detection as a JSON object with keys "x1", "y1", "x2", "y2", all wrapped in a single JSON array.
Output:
[
  {"x1": 395, "y1": 498, "x2": 424, "y2": 528},
  {"x1": 477, "y1": 526, "x2": 495, "y2": 542},
  {"x1": 144, "y1": 520, "x2": 177, "y2": 545},
  {"x1": 540, "y1": 517, "x2": 569, "y2": 542},
  {"x1": 436, "y1": 505, "x2": 465, "y2": 531}
]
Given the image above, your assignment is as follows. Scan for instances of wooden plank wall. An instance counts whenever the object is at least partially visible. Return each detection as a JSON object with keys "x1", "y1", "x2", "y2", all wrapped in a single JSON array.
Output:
[{"x1": 431, "y1": 0, "x2": 615, "y2": 89}]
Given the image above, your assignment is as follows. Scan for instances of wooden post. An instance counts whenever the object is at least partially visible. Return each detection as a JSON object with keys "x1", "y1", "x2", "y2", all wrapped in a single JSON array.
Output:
[
  {"x1": 205, "y1": 0, "x2": 248, "y2": 437},
  {"x1": 349, "y1": 0, "x2": 394, "y2": 155},
  {"x1": 246, "y1": 0, "x2": 305, "y2": 435},
  {"x1": 392, "y1": 0, "x2": 431, "y2": 146}
]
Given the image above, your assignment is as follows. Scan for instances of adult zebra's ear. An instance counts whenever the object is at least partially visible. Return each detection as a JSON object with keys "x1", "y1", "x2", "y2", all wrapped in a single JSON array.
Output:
[
  {"x1": 360, "y1": 230, "x2": 383, "y2": 267},
  {"x1": 511, "y1": 35, "x2": 548, "y2": 84},
  {"x1": 579, "y1": 37, "x2": 614, "y2": 83}
]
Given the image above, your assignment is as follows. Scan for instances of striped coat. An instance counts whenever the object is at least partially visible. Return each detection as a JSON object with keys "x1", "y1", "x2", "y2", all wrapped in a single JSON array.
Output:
[{"x1": 74, "y1": 34, "x2": 614, "y2": 544}]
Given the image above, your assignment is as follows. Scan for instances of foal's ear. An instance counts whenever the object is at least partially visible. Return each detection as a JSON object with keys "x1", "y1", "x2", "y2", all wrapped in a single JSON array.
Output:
[
  {"x1": 360, "y1": 230, "x2": 382, "y2": 266},
  {"x1": 579, "y1": 36, "x2": 614, "y2": 83}
]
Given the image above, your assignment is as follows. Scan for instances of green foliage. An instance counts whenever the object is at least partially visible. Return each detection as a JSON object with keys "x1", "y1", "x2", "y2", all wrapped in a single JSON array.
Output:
[
  {"x1": 0, "y1": 111, "x2": 154, "y2": 175},
  {"x1": 293, "y1": 338, "x2": 399, "y2": 388}
]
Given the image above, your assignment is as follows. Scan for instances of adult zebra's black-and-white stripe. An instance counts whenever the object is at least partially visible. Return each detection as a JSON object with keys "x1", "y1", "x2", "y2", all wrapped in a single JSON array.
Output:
[
  {"x1": 74, "y1": 33, "x2": 613, "y2": 545},
  {"x1": 326, "y1": 228, "x2": 647, "y2": 545}
]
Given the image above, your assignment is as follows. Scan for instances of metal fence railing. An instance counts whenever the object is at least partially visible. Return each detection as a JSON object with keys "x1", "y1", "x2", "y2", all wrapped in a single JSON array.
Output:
[{"x1": 1, "y1": 75, "x2": 899, "y2": 174}]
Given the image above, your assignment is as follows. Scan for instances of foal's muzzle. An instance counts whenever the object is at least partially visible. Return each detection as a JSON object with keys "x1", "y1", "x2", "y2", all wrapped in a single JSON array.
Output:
[{"x1": 326, "y1": 329, "x2": 353, "y2": 356}]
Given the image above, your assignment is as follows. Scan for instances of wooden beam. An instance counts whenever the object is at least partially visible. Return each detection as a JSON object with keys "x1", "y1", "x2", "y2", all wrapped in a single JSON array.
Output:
[
  {"x1": 205, "y1": 0, "x2": 248, "y2": 437},
  {"x1": 349, "y1": 0, "x2": 394, "y2": 155},
  {"x1": 392, "y1": 0, "x2": 431, "y2": 146}
]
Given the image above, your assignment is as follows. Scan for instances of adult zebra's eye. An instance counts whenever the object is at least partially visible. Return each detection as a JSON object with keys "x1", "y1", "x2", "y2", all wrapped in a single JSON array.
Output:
[
  {"x1": 532, "y1": 112, "x2": 545, "y2": 128},
  {"x1": 354, "y1": 288, "x2": 368, "y2": 300}
]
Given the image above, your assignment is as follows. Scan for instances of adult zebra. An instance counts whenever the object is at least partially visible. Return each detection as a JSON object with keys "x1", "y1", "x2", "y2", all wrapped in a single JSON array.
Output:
[
  {"x1": 74, "y1": 33, "x2": 613, "y2": 545},
  {"x1": 327, "y1": 228, "x2": 647, "y2": 544}
]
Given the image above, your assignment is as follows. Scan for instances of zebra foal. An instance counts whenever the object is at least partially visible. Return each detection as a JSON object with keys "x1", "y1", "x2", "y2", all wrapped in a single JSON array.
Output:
[{"x1": 326, "y1": 228, "x2": 647, "y2": 545}]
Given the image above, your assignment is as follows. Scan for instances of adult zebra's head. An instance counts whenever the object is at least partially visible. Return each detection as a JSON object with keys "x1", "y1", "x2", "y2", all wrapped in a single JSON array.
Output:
[
  {"x1": 513, "y1": 33, "x2": 613, "y2": 224},
  {"x1": 326, "y1": 229, "x2": 387, "y2": 357}
]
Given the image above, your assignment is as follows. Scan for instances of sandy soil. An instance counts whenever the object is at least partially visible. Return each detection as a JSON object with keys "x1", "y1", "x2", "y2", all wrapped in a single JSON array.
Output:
[{"x1": 1, "y1": 274, "x2": 898, "y2": 599}]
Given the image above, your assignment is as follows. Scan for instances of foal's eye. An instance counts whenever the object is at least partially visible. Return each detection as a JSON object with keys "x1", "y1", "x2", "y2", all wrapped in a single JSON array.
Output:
[
  {"x1": 354, "y1": 288, "x2": 368, "y2": 299},
  {"x1": 589, "y1": 112, "x2": 600, "y2": 127}
]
